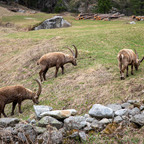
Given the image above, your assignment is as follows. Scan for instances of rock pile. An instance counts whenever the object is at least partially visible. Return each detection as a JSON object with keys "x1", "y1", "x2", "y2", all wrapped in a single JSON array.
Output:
[{"x1": 0, "y1": 100, "x2": 144, "y2": 143}]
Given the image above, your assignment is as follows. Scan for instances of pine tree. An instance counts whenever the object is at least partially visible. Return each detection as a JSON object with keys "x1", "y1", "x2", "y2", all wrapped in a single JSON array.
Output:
[
  {"x1": 130, "y1": 0, "x2": 144, "y2": 15},
  {"x1": 97, "y1": 0, "x2": 111, "y2": 13}
]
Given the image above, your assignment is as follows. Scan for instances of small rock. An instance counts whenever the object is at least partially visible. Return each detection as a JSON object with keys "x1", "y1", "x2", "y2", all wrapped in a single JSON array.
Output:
[
  {"x1": 130, "y1": 21, "x2": 136, "y2": 24},
  {"x1": 0, "y1": 118, "x2": 19, "y2": 127},
  {"x1": 79, "y1": 131, "x2": 87, "y2": 141},
  {"x1": 114, "y1": 116, "x2": 123, "y2": 123},
  {"x1": 40, "y1": 109, "x2": 77, "y2": 119},
  {"x1": 84, "y1": 114, "x2": 90, "y2": 119},
  {"x1": 127, "y1": 100, "x2": 139, "y2": 104},
  {"x1": 129, "y1": 107, "x2": 140, "y2": 116},
  {"x1": 91, "y1": 119, "x2": 104, "y2": 131},
  {"x1": 115, "y1": 109, "x2": 129, "y2": 116},
  {"x1": 86, "y1": 117, "x2": 95, "y2": 123},
  {"x1": 41, "y1": 126, "x2": 63, "y2": 144},
  {"x1": 30, "y1": 119, "x2": 36, "y2": 125},
  {"x1": 18, "y1": 132, "x2": 26, "y2": 142},
  {"x1": 37, "y1": 116, "x2": 63, "y2": 129},
  {"x1": 89, "y1": 104, "x2": 114, "y2": 118},
  {"x1": 34, "y1": 126, "x2": 47, "y2": 135},
  {"x1": 99, "y1": 118, "x2": 112, "y2": 124},
  {"x1": 64, "y1": 116, "x2": 86, "y2": 130},
  {"x1": 84, "y1": 122, "x2": 92, "y2": 132},
  {"x1": 140, "y1": 105, "x2": 144, "y2": 111},
  {"x1": 121, "y1": 103, "x2": 131, "y2": 109},
  {"x1": 91, "y1": 122, "x2": 104, "y2": 131},
  {"x1": 33, "y1": 105, "x2": 53, "y2": 119},
  {"x1": 130, "y1": 114, "x2": 144, "y2": 126},
  {"x1": 69, "y1": 131, "x2": 79, "y2": 138},
  {"x1": 15, "y1": 124, "x2": 37, "y2": 143},
  {"x1": 107, "y1": 104, "x2": 122, "y2": 111}
]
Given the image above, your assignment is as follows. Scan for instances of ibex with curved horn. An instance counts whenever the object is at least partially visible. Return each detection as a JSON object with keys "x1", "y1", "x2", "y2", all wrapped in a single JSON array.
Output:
[
  {"x1": 37, "y1": 45, "x2": 78, "y2": 81},
  {"x1": 0, "y1": 79, "x2": 42, "y2": 117},
  {"x1": 117, "y1": 49, "x2": 144, "y2": 80}
]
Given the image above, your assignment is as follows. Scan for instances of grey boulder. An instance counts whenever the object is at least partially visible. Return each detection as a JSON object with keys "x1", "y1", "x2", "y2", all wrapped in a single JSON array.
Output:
[
  {"x1": 89, "y1": 104, "x2": 114, "y2": 118},
  {"x1": 64, "y1": 116, "x2": 87, "y2": 130},
  {"x1": 129, "y1": 107, "x2": 140, "y2": 116},
  {"x1": 34, "y1": 16, "x2": 71, "y2": 30},
  {"x1": 37, "y1": 116, "x2": 63, "y2": 129},
  {"x1": 33, "y1": 105, "x2": 53, "y2": 119},
  {"x1": 115, "y1": 109, "x2": 129, "y2": 116},
  {"x1": 0, "y1": 118, "x2": 19, "y2": 127},
  {"x1": 130, "y1": 114, "x2": 144, "y2": 126},
  {"x1": 40, "y1": 109, "x2": 77, "y2": 119}
]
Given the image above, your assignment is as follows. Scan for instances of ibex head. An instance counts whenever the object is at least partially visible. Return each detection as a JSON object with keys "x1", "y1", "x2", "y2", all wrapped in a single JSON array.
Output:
[
  {"x1": 134, "y1": 49, "x2": 144, "y2": 70},
  {"x1": 67, "y1": 45, "x2": 78, "y2": 66},
  {"x1": 32, "y1": 79, "x2": 42, "y2": 104}
]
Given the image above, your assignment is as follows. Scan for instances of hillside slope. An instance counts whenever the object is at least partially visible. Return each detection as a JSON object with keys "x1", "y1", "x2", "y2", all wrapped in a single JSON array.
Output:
[{"x1": 0, "y1": 6, "x2": 144, "y2": 121}]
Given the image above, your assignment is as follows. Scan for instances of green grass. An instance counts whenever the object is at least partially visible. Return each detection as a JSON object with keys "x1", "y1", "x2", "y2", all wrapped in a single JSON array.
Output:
[
  {"x1": 0, "y1": 13, "x2": 144, "y2": 120},
  {"x1": 0, "y1": 13, "x2": 57, "y2": 28},
  {"x1": 0, "y1": 12, "x2": 144, "y2": 143}
]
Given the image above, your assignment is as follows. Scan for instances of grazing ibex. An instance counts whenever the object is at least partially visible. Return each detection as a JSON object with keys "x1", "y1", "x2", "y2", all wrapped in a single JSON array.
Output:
[
  {"x1": 117, "y1": 49, "x2": 144, "y2": 80},
  {"x1": 0, "y1": 79, "x2": 42, "y2": 117},
  {"x1": 37, "y1": 45, "x2": 78, "y2": 81}
]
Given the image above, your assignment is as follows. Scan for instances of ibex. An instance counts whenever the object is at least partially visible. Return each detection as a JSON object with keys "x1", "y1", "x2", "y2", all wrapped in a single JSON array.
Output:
[
  {"x1": 0, "y1": 79, "x2": 42, "y2": 117},
  {"x1": 37, "y1": 45, "x2": 78, "y2": 81},
  {"x1": 117, "y1": 49, "x2": 144, "y2": 80}
]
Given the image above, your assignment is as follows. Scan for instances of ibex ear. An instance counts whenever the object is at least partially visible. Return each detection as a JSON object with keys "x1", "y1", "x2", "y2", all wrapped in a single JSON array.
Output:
[{"x1": 134, "y1": 49, "x2": 139, "y2": 59}]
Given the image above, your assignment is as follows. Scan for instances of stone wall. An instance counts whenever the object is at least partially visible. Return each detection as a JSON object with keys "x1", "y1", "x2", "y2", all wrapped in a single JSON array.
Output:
[{"x1": 0, "y1": 100, "x2": 144, "y2": 143}]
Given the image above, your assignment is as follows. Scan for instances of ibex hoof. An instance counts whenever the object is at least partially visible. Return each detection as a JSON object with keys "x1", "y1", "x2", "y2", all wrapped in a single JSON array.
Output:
[
  {"x1": 126, "y1": 74, "x2": 129, "y2": 77},
  {"x1": 11, "y1": 113, "x2": 14, "y2": 116},
  {"x1": 120, "y1": 77, "x2": 125, "y2": 80}
]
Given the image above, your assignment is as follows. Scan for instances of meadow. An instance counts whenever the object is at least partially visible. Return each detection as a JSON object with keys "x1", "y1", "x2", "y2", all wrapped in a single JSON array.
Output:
[{"x1": 0, "y1": 9, "x2": 144, "y2": 143}]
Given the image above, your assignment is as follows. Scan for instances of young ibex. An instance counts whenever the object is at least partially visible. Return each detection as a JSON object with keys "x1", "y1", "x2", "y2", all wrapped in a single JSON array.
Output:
[
  {"x1": 0, "y1": 79, "x2": 42, "y2": 117},
  {"x1": 37, "y1": 45, "x2": 78, "y2": 81},
  {"x1": 117, "y1": 49, "x2": 144, "y2": 80}
]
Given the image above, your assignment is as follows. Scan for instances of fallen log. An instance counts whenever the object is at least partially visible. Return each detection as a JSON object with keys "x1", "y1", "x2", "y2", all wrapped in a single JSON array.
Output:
[
  {"x1": 132, "y1": 15, "x2": 144, "y2": 21},
  {"x1": 76, "y1": 13, "x2": 125, "y2": 20}
]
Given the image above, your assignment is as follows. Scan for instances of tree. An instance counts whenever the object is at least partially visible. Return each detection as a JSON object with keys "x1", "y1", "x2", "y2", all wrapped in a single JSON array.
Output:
[
  {"x1": 130, "y1": 0, "x2": 144, "y2": 15},
  {"x1": 97, "y1": 0, "x2": 111, "y2": 13}
]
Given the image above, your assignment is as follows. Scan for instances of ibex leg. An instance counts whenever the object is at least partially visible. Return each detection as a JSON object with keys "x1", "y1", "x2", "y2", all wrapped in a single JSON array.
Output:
[
  {"x1": 43, "y1": 67, "x2": 48, "y2": 81},
  {"x1": 18, "y1": 102, "x2": 22, "y2": 113},
  {"x1": 2, "y1": 104, "x2": 7, "y2": 117},
  {"x1": 55, "y1": 66, "x2": 59, "y2": 78},
  {"x1": 61, "y1": 66, "x2": 64, "y2": 74},
  {"x1": 11, "y1": 101, "x2": 17, "y2": 116},
  {"x1": 119, "y1": 62, "x2": 122, "y2": 75},
  {"x1": 131, "y1": 65, "x2": 134, "y2": 75},
  {"x1": 39, "y1": 70, "x2": 43, "y2": 82},
  {"x1": 126, "y1": 66, "x2": 129, "y2": 77},
  {"x1": 121, "y1": 65, "x2": 127, "y2": 80}
]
